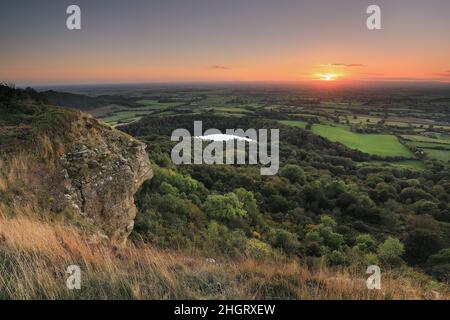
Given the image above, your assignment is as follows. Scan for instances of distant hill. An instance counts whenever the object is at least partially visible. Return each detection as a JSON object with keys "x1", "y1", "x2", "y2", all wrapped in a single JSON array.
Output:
[{"x1": 42, "y1": 90, "x2": 138, "y2": 111}]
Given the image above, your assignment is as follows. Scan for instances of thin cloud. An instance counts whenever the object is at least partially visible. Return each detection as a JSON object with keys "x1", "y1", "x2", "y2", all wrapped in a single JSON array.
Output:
[
  {"x1": 433, "y1": 70, "x2": 450, "y2": 77},
  {"x1": 367, "y1": 77, "x2": 439, "y2": 82},
  {"x1": 361, "y1": 72, "x2": 385, "y2": 76},
  {"x1": 321, "y1": 63, "x2": 364, "y2": 68},
  {"x1": 211, "y1": 65, "x2": 231, "y2": 70}
]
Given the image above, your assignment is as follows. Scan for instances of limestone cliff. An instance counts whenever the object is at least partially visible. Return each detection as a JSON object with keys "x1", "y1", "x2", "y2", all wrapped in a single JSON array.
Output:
[
  {"x1": 0, "y1": 87, "x2": 152, "y2": 243},
  {"x1": 59, "y1": 115, "x2": 153, "y2": 243}
]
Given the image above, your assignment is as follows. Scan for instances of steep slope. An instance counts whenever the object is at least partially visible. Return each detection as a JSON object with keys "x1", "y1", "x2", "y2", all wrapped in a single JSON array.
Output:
[
  {"x1": 1, "y1": 214, "x2": 447, "y2": 299},
  {"x1": 0, "y1": 85, "x2": 152, "y2": 243}
]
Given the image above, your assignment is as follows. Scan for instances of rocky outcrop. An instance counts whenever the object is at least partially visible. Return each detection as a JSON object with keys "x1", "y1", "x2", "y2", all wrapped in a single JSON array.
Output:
[
  {"x1": 0, "y1": 88, "x2": 151, "y2": 244},
  {"x1": 59, "y1": 114, "x2": 153, "y2": 244}
]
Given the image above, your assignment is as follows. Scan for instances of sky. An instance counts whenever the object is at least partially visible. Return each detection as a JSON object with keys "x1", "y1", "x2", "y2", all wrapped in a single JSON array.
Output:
[{"x1": 1, "y1": 0, "x2": 450, "y2": 86}]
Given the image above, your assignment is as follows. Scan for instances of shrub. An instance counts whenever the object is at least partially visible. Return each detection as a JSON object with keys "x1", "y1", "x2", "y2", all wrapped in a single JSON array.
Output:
[
  {"x1": 269, "y1": 229, "x2": 301, "y2": 255},
  {"x1": 404, "y1": 229, "x2": 443, "y2": 265},
  {"x1": 399, "y1": 187, "x2": 433, "y2": 203},
  {"x1": 320, "y1": 215, "x2": 337, "y2": 229},
  {"x1": 234, "y1": 188, "x2": 258, "y2": 217},
  {"x1": 327, "y1": 250, "x2": 346, "y2": 265},
  {"x1": 245, "y1": 238, "x2": 274, "y2": 260},
  {"x1": 426, "y1": 264, "x2": 450, "y2": 282},
  {"x1": 326, "y1": 232, "x2": 345, "y2": 251},
  {"x1": 204, "y1": 221, "x2": 247, "y2": 256},
  {"x1": 427, "y1": 248, "x2": 450, "y2": 266},
  {"x1": 364, "y1": 253, "x2": 379, "y2": 265},
  {"x1": 279, "y1": 164, "x2": 305, "y2": 185},
  {"x1": 355, "y1": 234, "x2": 376, "y2": 253},
  {"x1": 412, "y1": 200, "x2": 439, "y2": 216},
  {"x1": 425, "y1": 248, "x2": 450, "y2": 282},
  {"x1": 304, "y1": 230, "x2": 322, "y2": 255},
  {"x1": 159, "y1": 182, "x2": 178, "y2": 195},
  {"x1": 203, "y1": 193, "x2": 247, "y2": 221},
  {"x1": 377, "y1": 237, "x2": 404, "y2": 265}
]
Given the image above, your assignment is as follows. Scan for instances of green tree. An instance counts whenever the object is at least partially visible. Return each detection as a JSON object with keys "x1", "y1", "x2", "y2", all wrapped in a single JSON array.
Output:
[
  {"x1": 404, "y1": 229, "x2": 443, "y2": 264},
  {"x1": 204, "y1": 221, "x2": 247, "y2": 256},
  {"x1": 279, "y1": 164, "x2": 306, "y2": 185},
  {"x1": 305, "y1": 215, "x2": 346, "y2": 259},
  {"x1": 411, "y1": 200, "x2": 438, "y2": 216},
  {"x1": 426, "y1": 248, "x2": 450, "y2": 282},
  {"x1": 373, "y1": 182, "x2": 397, "y2": 202},
  {"x1": 269, "y1": 228, "x2": 301, "y2": 255},
  {"x1": 234, "y1": 188, "x2": 258, "y2": 217},
  {"x1": 320, "y1": 215, "x2": 337, "y2": 229},
  {"x1": 427, "y1": 248, "x2": 450, "y2": 265},
  {"x1": 355, "y1": 234, "x2": 376, "y2": 252},
  {"x1": 327, "y1": 250, "x2": 346, "y2": 265},
  {"x1": 377, "y1": 236, "x2": 404, "y2": 264},
  {"x1": 245, "y1": 238, "x2": 274, "y2": 260},
  {"x1": 399, "y1": 187, "x2": 432, "y2": 203},
  {"x1": 203, "y1": 192, "x2": 247, "y2": 221}
]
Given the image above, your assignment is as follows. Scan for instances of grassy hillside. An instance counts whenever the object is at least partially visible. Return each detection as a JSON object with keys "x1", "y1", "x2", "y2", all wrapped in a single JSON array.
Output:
[
  {"x1": 121, "y1": 115, "x2": 450, "y2": 292},
  {"x1": 0, "y1": 213, "x2": 447, "y2": 300}
]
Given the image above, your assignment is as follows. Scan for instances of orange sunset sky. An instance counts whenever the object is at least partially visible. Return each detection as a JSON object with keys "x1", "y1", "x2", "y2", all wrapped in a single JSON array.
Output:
[{"x1": 1, "y1": 0, "x2": 449, "y2": 86}]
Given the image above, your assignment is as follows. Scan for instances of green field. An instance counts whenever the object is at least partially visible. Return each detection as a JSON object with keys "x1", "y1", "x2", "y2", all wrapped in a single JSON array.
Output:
[
  {"x1": 213, "y1": 107, "x2": 250, "y2": 113},
  {"x1": 311, "y1": 124, "x2": 413, "y2": 157},
  {"x1": 366, "y1": 160, "x2": 425, "y2": 170},
  {"x1": 279, "y1": 121, "x2": 414, "y2": 157},
  {"x1": 100, "y1": 100, "x2": 184, "y2": 125},
  {"x1": 102, "y1": 111, "x2": 146, "y2": 125},
  {"x1": 409, "y1": 142, "x2": 450, "y2": 150},
  {"x1": 341, "y1": 116, "x2": 381, "y2": 124},
  {"x1": 385, "y1": 121, "x2": 411, "y2": 128},
  {"x1": 401, "y1": 134, "x2": 450, "y2": 144},
  {"x1": 279, "y1": 120, "x2": 307, "y2": 128},
  {"x1": 423, "y1": 149, "x2": 450, "y2": 162},
  {"x1": 136, "y1": 100, "x2": 182, "y2": 108},
  {"x1": 87, "y1": 88, "x2": 450, "y2": 161},
  {"x1": 401, "y1": 134, "x2": 450, "y2": 161}
]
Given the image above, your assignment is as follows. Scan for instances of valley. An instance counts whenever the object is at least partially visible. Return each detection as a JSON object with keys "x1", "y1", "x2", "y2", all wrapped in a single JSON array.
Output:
[{"x1": 45, "y1": 84, "x2": 450, "y2": 165}]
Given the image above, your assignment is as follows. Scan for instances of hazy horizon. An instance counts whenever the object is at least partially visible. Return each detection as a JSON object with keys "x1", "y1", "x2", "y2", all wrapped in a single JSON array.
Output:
[{"x1": 26, "y1": 80, "x2": 450, "y2": 93}]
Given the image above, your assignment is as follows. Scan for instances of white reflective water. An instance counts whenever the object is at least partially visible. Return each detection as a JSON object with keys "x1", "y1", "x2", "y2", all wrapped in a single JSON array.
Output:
[{"x1": 194, "y1": 134, "x2": 253, "y2": 142}]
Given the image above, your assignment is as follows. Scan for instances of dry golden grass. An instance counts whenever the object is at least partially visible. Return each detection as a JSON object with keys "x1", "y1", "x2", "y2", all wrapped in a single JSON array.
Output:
[
  {"x1": 0, "y1": 153, "x2": 32, "y2": 192},
  {"x1": 0, "y1": 212, "x2": 448, "y2": 300},
  {"x1": 0, "y1": 148, "x2": 69, "y2": 220},
  {"x1": 0, "y1": 175, "x2": 6, "y2": 194}
]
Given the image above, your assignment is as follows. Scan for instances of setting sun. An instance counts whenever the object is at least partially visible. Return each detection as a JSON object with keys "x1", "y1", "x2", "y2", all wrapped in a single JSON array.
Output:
[{"x1": 321, "y1": 73, "x2": 337, "y2": 81}]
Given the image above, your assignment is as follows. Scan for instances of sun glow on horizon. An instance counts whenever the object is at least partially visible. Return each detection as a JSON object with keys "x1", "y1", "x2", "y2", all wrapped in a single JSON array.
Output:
[
  {"x1": 312, "y1": 72, "x2": 342, "y2": 82},
  {"x1": 320, "y1": 73, "x2": 337, "y2": 81}
]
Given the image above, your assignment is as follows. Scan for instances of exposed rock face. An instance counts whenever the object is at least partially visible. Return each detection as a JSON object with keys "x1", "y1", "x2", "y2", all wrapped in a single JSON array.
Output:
[
  {"x1": 59, "y1": 115, "x2": 152, "y2": 243},
  {"x1": 0, "y1": 88, "x2": 152, "y2": 244}
]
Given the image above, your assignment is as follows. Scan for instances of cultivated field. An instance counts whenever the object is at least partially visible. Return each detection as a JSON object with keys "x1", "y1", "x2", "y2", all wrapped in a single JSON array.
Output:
[{"x1": 61, "y1": 86, "x2": 450, "y2": 165}]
